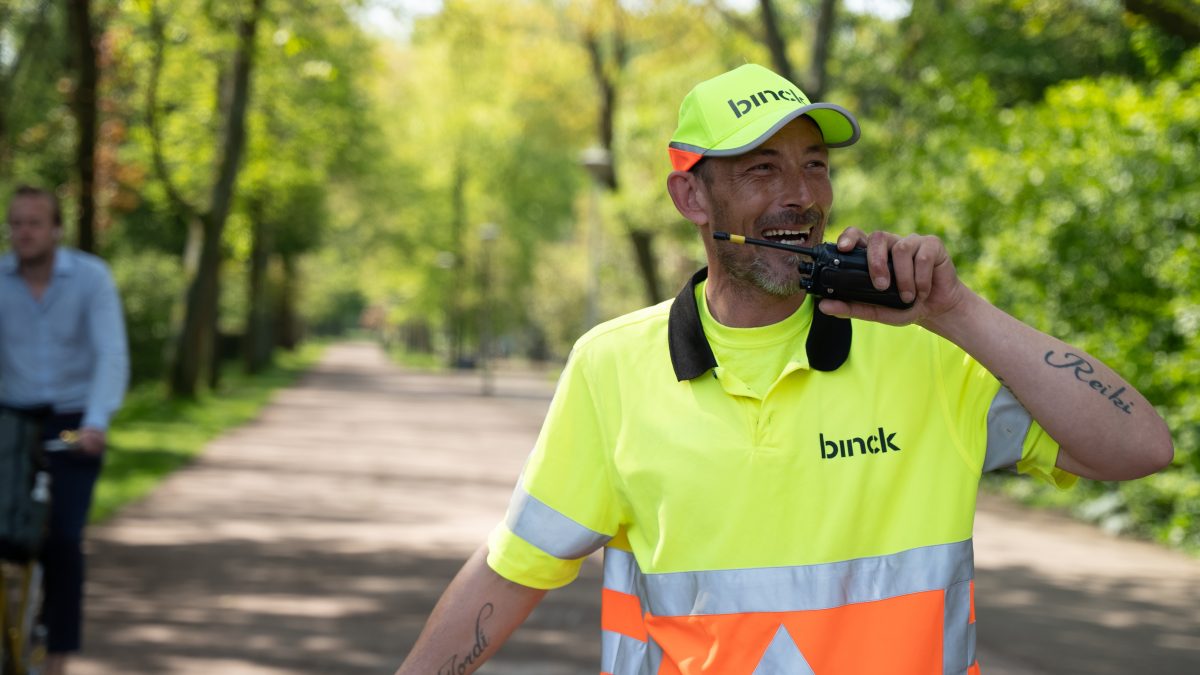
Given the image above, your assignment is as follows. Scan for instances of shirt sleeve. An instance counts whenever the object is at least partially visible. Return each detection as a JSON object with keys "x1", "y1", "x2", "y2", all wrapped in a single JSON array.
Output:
[
  {"x1": 82, "y1": 261, "x2": 129, "y2": 430},
  {"x1": 487, "y1": 343, "x2": 623, "y2": 589},
  {"x1": 934, "y1": 334, "x2": 1076, "y2": 489}
]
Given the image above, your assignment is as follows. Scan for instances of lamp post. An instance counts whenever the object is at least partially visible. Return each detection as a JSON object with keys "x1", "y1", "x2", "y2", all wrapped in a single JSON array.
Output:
[
  {"x1": 478, "y1": 222, "x2": 499, "y2": 396},
  {"x1": 434, "y1": 250, "x2": 455, "y2": 364},
  {"x1": 579, "y1": 146, "x2": 611, "y2": 331}
]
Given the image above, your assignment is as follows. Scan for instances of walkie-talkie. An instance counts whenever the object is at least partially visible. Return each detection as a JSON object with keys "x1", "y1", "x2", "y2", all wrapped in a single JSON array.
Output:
[{"x1": 712, "y1": 232, "x2": 914, "y2": 310}]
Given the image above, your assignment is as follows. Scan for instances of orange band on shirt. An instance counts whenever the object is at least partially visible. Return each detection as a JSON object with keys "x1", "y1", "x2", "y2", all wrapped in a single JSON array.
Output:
[
  {"x1": 601, "y1": 588, "x2": 648, "y2": 641},
  {"x1": 649, "y1": 589, "x2": 944, "y2": 674}
]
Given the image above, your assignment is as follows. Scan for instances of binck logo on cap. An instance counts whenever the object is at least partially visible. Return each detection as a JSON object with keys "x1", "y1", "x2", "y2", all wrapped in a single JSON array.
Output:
[{"x1": 727, "y1": 89, "x2": 810, "y2": 119}]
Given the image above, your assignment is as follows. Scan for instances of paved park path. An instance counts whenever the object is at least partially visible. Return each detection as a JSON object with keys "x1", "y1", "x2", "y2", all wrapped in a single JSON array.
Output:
[{"x1": 75, "y1": 342, "x2": 1200, "y2": 674}]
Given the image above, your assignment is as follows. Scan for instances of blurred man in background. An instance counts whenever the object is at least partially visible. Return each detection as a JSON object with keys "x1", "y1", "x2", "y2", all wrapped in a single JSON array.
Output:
[{"x1": 1, "y1": 185, "x2": 129, "y2": 675}]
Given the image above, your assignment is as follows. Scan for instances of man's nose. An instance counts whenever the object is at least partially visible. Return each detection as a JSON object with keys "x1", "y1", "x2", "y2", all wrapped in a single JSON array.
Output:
[{"x1": 780, "y1": 174, "x2": 814, "y2": 211}]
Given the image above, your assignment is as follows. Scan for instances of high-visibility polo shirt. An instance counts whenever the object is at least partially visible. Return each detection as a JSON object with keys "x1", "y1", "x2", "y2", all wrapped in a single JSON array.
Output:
[{"x1": 488, "y1": 269, "x2": 1076, "y2": 675}]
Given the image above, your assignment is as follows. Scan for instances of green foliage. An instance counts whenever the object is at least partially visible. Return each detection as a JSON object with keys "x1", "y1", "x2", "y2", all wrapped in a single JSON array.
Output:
[
  {"x1": 109, "y1": 249, "x2": 185, "y2": 383},
  {"x1": 904, "y1": 0, "x2": 1145, "y2": 106},
  {"x1": 0, "y1": 0, "x2": 72, "y2": 189}
]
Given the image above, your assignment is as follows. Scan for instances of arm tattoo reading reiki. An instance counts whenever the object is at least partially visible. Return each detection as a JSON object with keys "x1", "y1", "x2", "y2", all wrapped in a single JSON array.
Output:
[
  {"x1": 1043, "y1": 351, "x2": 1134, "y2": 415},
  {"x1": 437, "y1": 603, "x2": 495, "y2": 675}
]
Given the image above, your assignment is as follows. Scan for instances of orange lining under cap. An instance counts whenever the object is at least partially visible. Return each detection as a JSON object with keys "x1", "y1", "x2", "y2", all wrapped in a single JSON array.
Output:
[{"x1": 668, "y1": 146, "x2": 703, "y2": 172}]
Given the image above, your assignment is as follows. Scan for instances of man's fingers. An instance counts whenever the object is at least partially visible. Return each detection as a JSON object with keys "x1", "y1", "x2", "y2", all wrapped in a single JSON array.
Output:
[
  {"x1": 837, "y1": 227, "x2": 869, "y2": 251},
  {"x1": 817, "y1": 298, "x2": 852, "y2": 318},
  {"x1": 890, "y1": 235, "x2": 920, "y2": 303},
  {"x1": 913, "y1": 237, "x2": 938, "y2": 301},
  {"x1": 79, "y1": 428, "x2": 106, "y2": 455},
  {"x1": 866, "y1": 231, "x2": 895, "y2": 290},
  {"x1": 819, "y1": 230, "x2": 958, "y2": 325},
  {"x1": 818, "y1": 298, "x2": 914, "y2": 325}
]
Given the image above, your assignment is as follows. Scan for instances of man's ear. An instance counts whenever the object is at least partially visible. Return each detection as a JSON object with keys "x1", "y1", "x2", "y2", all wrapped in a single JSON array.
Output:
[{"x1": 666, "y1": 170, "x2": 711, "y2": 226}]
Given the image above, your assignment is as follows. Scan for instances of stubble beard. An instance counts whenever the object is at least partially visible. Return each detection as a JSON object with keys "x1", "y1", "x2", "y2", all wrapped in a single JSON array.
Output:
[
  {"x1": 715, "y1": 249, "x2": 804, "y2": 296},
  {"x1": 711, "y1": 204, "x2": 821, "y2": 298}
]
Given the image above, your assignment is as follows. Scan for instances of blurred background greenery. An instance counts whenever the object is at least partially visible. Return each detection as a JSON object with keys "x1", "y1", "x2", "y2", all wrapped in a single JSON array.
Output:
[{"x1": 1, "y1": 0, "x2": 1196, "y2": 545}]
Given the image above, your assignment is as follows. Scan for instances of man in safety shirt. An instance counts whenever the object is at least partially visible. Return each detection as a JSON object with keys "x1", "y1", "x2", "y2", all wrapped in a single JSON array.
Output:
[{"x1": 393, "y1": 64, "x2": 1173, "y2": 675}]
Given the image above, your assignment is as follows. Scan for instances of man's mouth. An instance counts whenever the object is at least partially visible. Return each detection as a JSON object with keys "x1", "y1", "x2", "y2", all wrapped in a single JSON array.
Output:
[{"x1": 761, "y1": 228, "x2": 811, "y2": 247}]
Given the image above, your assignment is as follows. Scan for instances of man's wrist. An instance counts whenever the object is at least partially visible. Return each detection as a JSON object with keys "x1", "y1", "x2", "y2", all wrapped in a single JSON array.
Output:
[{"x1": 918, "y1": 286, "x2": 989, "y2": 345}]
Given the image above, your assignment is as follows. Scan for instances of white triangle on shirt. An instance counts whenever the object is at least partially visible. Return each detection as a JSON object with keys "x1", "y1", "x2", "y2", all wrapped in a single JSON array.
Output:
[{"x1": 751, "y1": 624, "x2": 816, "y2": 675}]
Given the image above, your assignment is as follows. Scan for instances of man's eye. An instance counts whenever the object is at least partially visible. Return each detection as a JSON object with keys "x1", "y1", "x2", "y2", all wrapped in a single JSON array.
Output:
[{"x1": 750, "y1": 163, "x2": 773, "y2": 171}]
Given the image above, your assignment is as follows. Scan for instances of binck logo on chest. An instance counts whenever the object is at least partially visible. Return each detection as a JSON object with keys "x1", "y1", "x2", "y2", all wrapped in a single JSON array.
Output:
[{"x1": 820, "y1": 428, "x2": 900, "y2": 459}]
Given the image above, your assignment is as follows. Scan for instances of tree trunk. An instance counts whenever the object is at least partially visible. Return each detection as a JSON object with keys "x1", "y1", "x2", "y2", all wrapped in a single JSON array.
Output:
[
  {"x1": 167, "y1": 0, "x2": 263, "y2": 397},
  {"x1": 629, "y1": 229, "x2": 663, "y2": 306},
  {"x1": 583, "y1": 0, "x2": 663, "y2": 305},
  {"x1": 0, "y1": 103, "x2": 9, "y2": 183},
  {"x1": 1124, "y1": 0, "x2": 1200, "y2": 44},
  {"x1": 448, "y1": 155, "x2": 466, "y2": 366},
  {"x1": 67, "y1": 0, "x2": 99, "y2": 253},
  {"x1": 169, "y1": 214, "x2": 221, "y2": 397},
  {"x1": 808, "y1": 0, "x2": 838, "y2": 101},
  {"x1": 244, "y1": 209, "x2": 273, "y2": 373},
  {"x1": 758, "y1": 0, "x2": 797, "y2": 85},
  {"x1": 275, "y1": 253, "x2": 299, "y2": 350},
  {"x1": 206, "y1": 249, "x2": 223, "y2": 391}
]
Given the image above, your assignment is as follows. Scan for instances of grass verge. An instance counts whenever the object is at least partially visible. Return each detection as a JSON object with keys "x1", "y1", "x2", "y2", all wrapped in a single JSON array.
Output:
[{"x1": 91, "y1": 343, "x2": 325, "y2": 523}]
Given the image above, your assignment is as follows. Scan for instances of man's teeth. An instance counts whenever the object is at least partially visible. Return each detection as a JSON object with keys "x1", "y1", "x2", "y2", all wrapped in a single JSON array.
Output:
[{"x1": 762, "y1": 229, "x2": 809, "y2": 243}]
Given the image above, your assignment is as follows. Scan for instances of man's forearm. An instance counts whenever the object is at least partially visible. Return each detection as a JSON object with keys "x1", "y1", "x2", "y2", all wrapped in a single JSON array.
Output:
[
  {"x1": 396, "y1": 545, "x2": 547, "y2": 675},
  {"x1": 925, "y1": 288, "x2": 1173, "y2": 480},
  {"x1": 84, "y1": 275, "x2": 129, "y2": 428}
]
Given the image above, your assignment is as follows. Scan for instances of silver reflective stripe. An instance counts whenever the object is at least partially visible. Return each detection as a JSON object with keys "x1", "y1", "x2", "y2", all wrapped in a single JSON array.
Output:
[
  {"x1": 505, "y1": 485, "x2": 611, "y2": 560},
  {"x1": 983, "y1": 385, "x2": 1033, "y2": 472},
  {"x1": 668, "y1": 141, "x2": 709, "y2": 155},
  {"x1": 643, "y1": 539, "x2": 974, "y2": 616},
  {"x1": 603, "y1": 547, "x2": 643, "y2": 594},
  {"x1": 646, "y1": 638, "x2": 664, "y2": 674},
  {"x1": 600, "y1": 630, "x2": 653, "y2": 675},
  {"x1": 967, "y1": 620, "x2": 977, "y2": 670},
  {"x1": 751, "y1": 625, "x2": 816, "y2": 675},
  {"x1": 943, "y1": 579, "x2": 972, "y2": 674}
]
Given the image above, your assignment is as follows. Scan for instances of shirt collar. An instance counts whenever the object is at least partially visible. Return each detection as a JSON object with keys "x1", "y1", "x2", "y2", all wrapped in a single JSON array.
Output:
[
  {"x1": 666, "y1": 267, "x2": 852, "y2": 381},
  {"x1": 0, "y1": 247, "x2": 71, "y2": 276},
  {"x1": 52, "y1": 247, "x2": 73, "y2": 276}
]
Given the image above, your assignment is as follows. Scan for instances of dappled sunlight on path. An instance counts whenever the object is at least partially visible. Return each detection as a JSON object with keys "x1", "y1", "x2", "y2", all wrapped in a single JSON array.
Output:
[
  {"x1": 76, "y1": 342, "x2": 598, "y2": 674},
  {"x1": 973, "y1": 493, "x2": 1200, "y2": 674}
]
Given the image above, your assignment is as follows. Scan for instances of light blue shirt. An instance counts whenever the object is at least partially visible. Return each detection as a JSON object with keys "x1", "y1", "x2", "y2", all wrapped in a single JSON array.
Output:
[{"x1": 0, "y1": 248, "x2": 129, "y2": 429}]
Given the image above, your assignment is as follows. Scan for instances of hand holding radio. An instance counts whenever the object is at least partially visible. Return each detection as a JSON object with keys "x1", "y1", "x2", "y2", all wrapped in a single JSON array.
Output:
[{"x1": 712, "y1": 231, "x2": 914, "y2": 310}]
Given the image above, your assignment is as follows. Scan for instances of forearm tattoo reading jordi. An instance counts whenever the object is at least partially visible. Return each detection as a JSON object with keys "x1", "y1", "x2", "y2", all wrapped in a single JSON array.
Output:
[
  {"x1": 1043, "y1": 351, "x2": 1134, "y2": 415},
  {"x1": 437, "y1": 603, "x2": 494, "y2": 675}
]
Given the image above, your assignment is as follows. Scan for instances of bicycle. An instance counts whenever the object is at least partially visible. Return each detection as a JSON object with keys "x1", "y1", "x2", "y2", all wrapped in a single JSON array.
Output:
[{"x1": 1, "y1": 428, "x2": 79, "y2": 675}]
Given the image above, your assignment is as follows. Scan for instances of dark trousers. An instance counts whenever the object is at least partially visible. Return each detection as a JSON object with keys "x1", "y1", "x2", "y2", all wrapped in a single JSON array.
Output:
[{"x1": 39, "y1": 412, "x2": 100, "y2": 654}]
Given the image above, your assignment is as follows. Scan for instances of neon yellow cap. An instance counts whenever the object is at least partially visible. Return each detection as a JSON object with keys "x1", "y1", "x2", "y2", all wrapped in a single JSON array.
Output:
[{"x1": 668, "y1": 64, "x2": 860, "y2": 171}]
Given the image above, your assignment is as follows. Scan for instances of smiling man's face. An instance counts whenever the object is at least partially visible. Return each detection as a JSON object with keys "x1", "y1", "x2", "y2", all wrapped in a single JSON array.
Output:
[{"x1": 699, "y1": 116, "x2": 832, "y2": 296}]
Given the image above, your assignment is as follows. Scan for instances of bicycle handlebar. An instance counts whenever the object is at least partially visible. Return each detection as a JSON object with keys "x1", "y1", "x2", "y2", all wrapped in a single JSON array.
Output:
[{"x1": 44, "y1": 430, "x2": 81, "y2": 453}]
